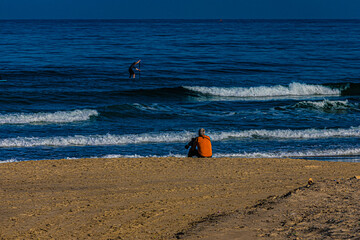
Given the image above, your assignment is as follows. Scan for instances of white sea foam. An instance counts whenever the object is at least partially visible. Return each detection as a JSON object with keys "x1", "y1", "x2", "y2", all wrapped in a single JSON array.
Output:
[
  {"x1": 132, "y1": 103, "x2": 173, "y2": 112},
  {"x1": 1, "y1": 126, "x2": 360, "y2": 148},
  {"x1": 4, "y1": 148, "x2": 360, "y2": 162},
  {"x1": 0, "y1": 109, "x2": 98, "y2": 124},
  {"x1": 103, "y1": 148, "x2": 360, "y2": 159},
  {"x1": 216, "y1": 147, "x2": 360, "y2": 159},
  {"x1": 211, "y1": 127, "x2": 360, "y2": 140},
  {"x1": 101, "y1": 153, "x2": 184, "y2": 158},
  {"x1": 95, "y1": 148, "x2": 360, "y2": 160},
  {"x1": 0, "y1": 158, "x2": 18, "y2": 163},
  {"x1": 294, "y1": 99, "x2": 353, "y2": 111},
  {"x1": 0, "y1": 132, "x2": 194, "y2": 148},
  {"x1": 184, "y1": 82, "x2": 340, "y2": 98}
]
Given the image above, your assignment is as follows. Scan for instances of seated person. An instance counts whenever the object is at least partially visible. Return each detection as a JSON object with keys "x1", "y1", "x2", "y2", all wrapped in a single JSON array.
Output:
[{"x1": 186, "y1": 128, "x2": 212, "y2": 158}]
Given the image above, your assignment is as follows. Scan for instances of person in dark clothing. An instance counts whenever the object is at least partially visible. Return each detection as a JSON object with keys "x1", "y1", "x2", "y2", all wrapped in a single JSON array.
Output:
[{"x1": 129, "y1": 59, "x2": 141, "y2": 78}]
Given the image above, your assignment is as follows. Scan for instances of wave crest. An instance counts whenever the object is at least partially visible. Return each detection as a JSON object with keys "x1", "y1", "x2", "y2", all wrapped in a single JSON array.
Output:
[
  {"x1": 293, "y1": 99, "x2": 356, "y2": 112},
  {"x1": 217, "y1": 147, "x2": 360, "y2": 159},
  {"x1": 0, "y1": 109, "x2": 98, "y2": 124},
  {"x1": 0, "y1": 132, "x2": 194, "y2": 148},
  {"x1": 183, "y1": 82, "x2": 340, "y2": 98},
  {"x1": 1, "y1": 127, "x2": 360, "y2": 148}
]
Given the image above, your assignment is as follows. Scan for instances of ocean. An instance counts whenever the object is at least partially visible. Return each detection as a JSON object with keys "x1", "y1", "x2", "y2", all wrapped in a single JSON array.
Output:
[{"x1": 1, "y1": 19, "x2": 360, "y2": 162}]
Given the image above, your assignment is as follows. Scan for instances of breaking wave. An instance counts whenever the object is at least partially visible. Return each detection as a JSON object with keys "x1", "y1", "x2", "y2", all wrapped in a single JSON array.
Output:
[
  {"x1": 2, "y1": 126, "x2": 360, "y2": 148},
  {"x1": 216, "y1": 147, "x2": 360, "y2": 159},
  {"x1": 90, "y1": 147, "x2": 360, "y2": 160},
  {"x1": 102, "y1": 147, "x2": 360, "y2": 160},
  {"x1": 116, "y1": 82, "x2": 360, "y2": 101},
  {"x1": 293, "y1": 99, "x2": 358, "y2": 111},
  {"x1": 183, "y1": 82, "x2": 340, "y2": 98},
  {"x1": 0, "y1": 158, "x2": 18, "y2": 163},
  {"x1": 211, "y1": 127, "x2": 360, "y2": 140},
  {"x1": 0, "y1": 109, "x2": 98, "y2": 124},
  {"x1": 0, "y1": 132, "x2": 194, "y2": 148},
  {"x1": 3, "y1": 147, "x2": 360, "y2": 162}
]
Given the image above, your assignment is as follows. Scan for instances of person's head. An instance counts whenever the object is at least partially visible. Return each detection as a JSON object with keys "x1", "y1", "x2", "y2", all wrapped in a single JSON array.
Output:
[{"x1": 198, "y1": 128, "x2": 205, "y2": 136}]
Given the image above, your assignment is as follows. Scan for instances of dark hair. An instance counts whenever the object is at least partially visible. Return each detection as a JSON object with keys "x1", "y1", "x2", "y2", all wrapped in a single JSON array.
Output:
[{"x1": 198, "y1": 128, "x2": 205, "y2": 136}]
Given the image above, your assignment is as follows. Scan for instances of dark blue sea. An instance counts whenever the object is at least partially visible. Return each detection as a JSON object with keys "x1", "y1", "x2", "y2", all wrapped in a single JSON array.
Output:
[{"x1": 1, "y1": 19, "x2": 360, "y2": 163}]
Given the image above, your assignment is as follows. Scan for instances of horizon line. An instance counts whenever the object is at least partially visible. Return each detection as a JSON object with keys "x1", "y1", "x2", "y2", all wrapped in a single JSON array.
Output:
[{"x1": 1, "y1": 18, "x2": 360, "y2": 21}]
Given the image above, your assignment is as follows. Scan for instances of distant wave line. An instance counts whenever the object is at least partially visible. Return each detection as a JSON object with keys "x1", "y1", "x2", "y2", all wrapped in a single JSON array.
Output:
[
  {"x1": 3, "y1": 82, "x2": 359, "y2": 101},
  {"x1": 183, "y1": 82, "x2": 340, "y2": 98},
  {"x1": 1, "y1": 126, "x2": 360, "y2": 148},
  {"x1": 103, "y1": 147, "x2": 360, "y2": 159},
  {"x1": 3, "y1": 147, "x2": 360, "y2": 163},
  {"x1": 292, "y1": 99, "x2": 358, "y2": 111},
  {"x1": 0, "y1": 109, "x2": 98, "y2": 124},
  {"x1": 217, "y1": 147, "x2": 360, "y2": 159}
]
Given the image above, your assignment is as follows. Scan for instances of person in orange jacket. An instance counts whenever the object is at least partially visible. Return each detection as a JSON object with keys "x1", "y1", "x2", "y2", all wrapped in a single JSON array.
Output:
[{"x1": 186, "y1": 128, "x2": 212, "y2": 158}]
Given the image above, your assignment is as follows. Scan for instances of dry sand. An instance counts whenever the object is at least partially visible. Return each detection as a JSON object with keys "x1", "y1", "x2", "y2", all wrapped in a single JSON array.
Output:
[
  {"x1": 1, "y1": 157, "x2": 360, "y2": 239},
  {"x1": 182, "y1": 178, "x2": 360, "y2": 240}
]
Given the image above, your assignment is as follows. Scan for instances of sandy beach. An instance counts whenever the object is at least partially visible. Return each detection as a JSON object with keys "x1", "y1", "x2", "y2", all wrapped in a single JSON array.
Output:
[{"x1": 1, "y1": 157, "x2": 360, "y2": 239}]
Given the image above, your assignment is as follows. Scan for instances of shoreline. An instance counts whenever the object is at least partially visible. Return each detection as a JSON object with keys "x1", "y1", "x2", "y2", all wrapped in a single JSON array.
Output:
[{"x1": 2, "y1": 157, "x2": 360, "y2": 239}]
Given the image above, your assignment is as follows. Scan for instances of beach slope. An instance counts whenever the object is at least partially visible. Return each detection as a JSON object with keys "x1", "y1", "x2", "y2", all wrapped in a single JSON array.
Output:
[{"x1": 1, "y1": 157, "x2": 360, "y2": 239}]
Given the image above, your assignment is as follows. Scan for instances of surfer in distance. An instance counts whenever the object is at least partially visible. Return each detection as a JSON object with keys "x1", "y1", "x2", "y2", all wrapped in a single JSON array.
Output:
[{"x1": 129, "y1": 59, "x2": 141, "y2": 78}]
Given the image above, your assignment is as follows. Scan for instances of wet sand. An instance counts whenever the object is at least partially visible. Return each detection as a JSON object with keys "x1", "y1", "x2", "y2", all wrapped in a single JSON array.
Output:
[{"x1": 1, "y1": 157, "x2": 360, "y2": 239}]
